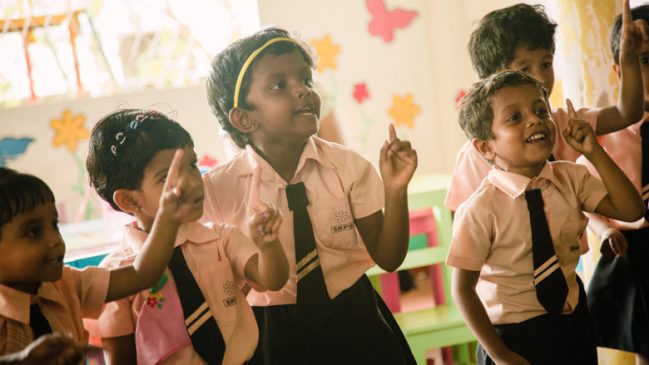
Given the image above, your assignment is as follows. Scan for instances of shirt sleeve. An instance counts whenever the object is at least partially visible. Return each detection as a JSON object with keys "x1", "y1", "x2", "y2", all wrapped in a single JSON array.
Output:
[
  {"x1": 72, "y1": 267, "x2": 110, "y2": 319},
  {"x1": 445, "y1": 141, "x2": 491, "y2": 212},
  {"x1": 347, "y1": 151, "x2": 384, "y2": 219},
  {"x1": 221, "y1": 225, "x2": 258, "y2": 281},
  {"x1": 572, "y1": 164, "x2": 608, "y2": 213},
  {"x1": 446, "y1": 198, "x2": 492, "y2": 271}
]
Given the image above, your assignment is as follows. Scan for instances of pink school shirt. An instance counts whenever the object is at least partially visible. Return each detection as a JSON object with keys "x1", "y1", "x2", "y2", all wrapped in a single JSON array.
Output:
[
  {"x1": 446, "y1": 162, "x2": 607, "y2": 324},
  {"x1": 202, "y1": 136, "x2": 384, "y2": 306},
  {"x1": 0, "y1": 266, "x2": 109, "y2": 354},
  {"x1": 578, "y1": 118, "x2": 649, "y2": 231},
  {"x1": 85, "y1": 222, "x2": 258, "y2": 365},
  {"x1": 445, "y1": 107, "x2": 600, "y2": 211}
]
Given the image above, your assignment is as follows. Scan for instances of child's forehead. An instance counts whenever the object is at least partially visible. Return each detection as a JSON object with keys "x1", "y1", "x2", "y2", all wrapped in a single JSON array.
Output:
[
  {"x1": 250, "y1": 49, "x2": 311, "y2": 75},
  {"x1": 492, "y1": 84, "x2": 545, "y2": 107}
]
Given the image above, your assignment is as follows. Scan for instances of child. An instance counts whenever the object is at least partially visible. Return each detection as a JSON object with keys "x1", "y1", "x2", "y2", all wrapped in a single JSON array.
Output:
[
  {"x1": 84, "y1": 109, "x2": 289, "y2": 365},
  {"x1": 579, "y1": 4, "x2": 649, "y2": 364},
  {"x1": 0, "y1": 147, "x2": 195, "y2": 360},
  {"x1": 447, "y1": 70, "x2": 645, "y2": 364},
  {"x1": 204, "y1": 28, "x2": 418, "y2": 364},
  {"x1": 445, "y1": 0, "x2": 645, "y2": 213}
]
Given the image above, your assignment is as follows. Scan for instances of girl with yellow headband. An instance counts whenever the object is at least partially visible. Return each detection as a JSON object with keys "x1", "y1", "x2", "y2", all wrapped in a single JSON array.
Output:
[{"x1": 204, "y1": 27, "x2": 418, "y2": 364}]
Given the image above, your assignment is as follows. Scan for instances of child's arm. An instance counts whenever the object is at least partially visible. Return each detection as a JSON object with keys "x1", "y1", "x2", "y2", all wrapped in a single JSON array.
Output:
[
  {"x1": 586, "y1": 213, "x2": 628, "y2": 258},
  {"x1": 356, "y1": 124, "x2": 418, "y2": 272},
  {"x1": 563, "y1": 99, "x2": 645, "y2": 222},
  {"x1": 595, "y1": 0, "x2": 646, "y2": 135},
  {"x1": 452, "y1": 268, "x2": 531, "y2": 365},
  {"x1": 243, "y1": 166, "x2": 289, "y2": 291},
  {"x1": 0, "y1": 333, "x2": 88, "y2": 365},
  {"x1": 105, "y1": 149, "x2": 197, "y2": 302}
]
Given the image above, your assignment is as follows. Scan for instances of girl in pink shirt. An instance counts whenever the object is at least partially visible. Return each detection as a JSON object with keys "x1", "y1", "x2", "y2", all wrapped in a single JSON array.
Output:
[
  {"x1": 84, "y1": 110, "x2": 288, "y2": 365},
  {"x1": 204, "y1": 27, "x2": 418, "y2": 364},
  {"x1": 0, "y1": 148, "x2": 196, "y2": 363}
]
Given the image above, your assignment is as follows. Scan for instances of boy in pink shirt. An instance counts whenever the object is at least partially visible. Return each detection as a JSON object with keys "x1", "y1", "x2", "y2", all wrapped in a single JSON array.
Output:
[
  {"x1": 84, "y1": 110, "x2": 289, "y2": 365},
  {"x1": 0, "y1": 148, "x2": 197, "y2": 363},
  {"x1": 447, "y1": 70, "x2": 644, "y2": 364},
  {"x1": 446, "y1": 1, "x2": 645, "y2": 212}
]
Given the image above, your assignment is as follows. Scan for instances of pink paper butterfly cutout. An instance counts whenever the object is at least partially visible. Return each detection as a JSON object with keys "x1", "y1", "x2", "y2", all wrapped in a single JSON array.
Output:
[{"x1": 367, "y1": 0, "x2": 418, "y2": 43}]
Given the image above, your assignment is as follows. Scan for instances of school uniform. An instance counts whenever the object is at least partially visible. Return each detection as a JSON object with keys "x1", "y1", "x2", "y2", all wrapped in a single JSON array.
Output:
[
  {"x1": 578, "y1": 119, "x2": 649, "y2": 358},
  {"x1": 0, "y1": 266, "x2": 109, "y2": 355},
  {"x1": 85, "y1": 222, "x2": 259, "y2": 365},
  {"x1": 445, "y1": 106, "x2": 600, "y2": 212},
  {"x1": 202, "y1": 136, "x2": 415, "y2": 365},
  {"x1": 447, "y1": 162, "x2": 607, "y2": 364}
]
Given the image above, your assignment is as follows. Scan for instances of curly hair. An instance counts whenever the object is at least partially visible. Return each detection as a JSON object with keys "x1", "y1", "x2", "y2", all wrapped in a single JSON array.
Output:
[
  {"x1": 468, "y1": 4, "x2": 557, "y2": 78},
  {"x1": 206, "y1": 27, "x2": 315, "y2": 148},
  {"x1": 86, "y1": 109, "x2": 193, "y2": 212}
]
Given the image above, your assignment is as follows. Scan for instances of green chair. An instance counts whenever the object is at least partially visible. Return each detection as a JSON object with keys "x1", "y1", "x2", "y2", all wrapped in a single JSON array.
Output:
[{"x1": 367, "y1": 181, "x2": 476, "y2": 365}]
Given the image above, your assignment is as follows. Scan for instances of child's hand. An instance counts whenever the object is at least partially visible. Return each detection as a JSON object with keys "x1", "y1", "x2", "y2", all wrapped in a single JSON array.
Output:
[
  {"x1": 562, "y1": 99, "x2": 598, "y2": 156},
  {"x1": 247, "y1": 165, "x2": 283, "y2": 248},
  {"x1": 158, "y1": 149, "x2": 198, "y2": 224},
  {"x1": 619, "y1": 0, "x2": 649, "y2": 65},
  {"x1": 600, "y1": 227, "x2": 628, "y2": 258},
  {"x1": 20, "y1": 333, "x2": 88, "y2": 365},
  {"x1": 494, "y1": 350, "x2": 532, "y2": 365},
  {"x1": 379, "y1": 124, "x2": 418, "y2": 190}
]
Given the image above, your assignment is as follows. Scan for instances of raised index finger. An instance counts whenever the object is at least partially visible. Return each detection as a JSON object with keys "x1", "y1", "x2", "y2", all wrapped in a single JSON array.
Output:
[
  {"x1": 247, "y1": 164, "x2": 262, "y2": 212},
  {"x1": 622, "y1": 0, "x2": 632, "y2": 30},
  {"x1": 165, "y1": 149, "x2": 184, "y2": 190},
  {"x1": 388, "y1": 123, "x2": 397, "y2": 142},
  {"x1": 565, "y1": 98, "x2": 578, "y2": 120}
]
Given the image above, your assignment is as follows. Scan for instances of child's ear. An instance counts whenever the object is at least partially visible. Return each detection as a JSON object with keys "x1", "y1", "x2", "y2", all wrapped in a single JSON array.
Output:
[
  {"x1": 112, "y1": 189, "x2": 141, "y2": 214},
  {"x1": 229, "y1": 108, "x2": 257, "y2": 133},
  {"x1": 472, "y1": 138, "x2": 496, "y2": 162},
  {"x1": 612, "y1": 63, "x2": 621, "y2": 79}
]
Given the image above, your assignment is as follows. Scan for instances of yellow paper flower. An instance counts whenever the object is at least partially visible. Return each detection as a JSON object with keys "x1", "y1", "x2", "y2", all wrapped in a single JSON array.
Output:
[
  {"x1": 50, "y1": 109, "x2": 89, "y2": 152},
  {"x1": 310, "y1": 35, "x2": 341, "y2": 73},
  {"x1": 388, "y1": 94, "x2": 420, "y2": 129}
]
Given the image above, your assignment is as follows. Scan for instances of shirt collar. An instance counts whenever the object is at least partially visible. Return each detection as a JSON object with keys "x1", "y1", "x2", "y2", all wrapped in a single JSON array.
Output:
[
  {"x1": 122, "y1": 221, "x2": 219, "y2": 252},
  {"x1": 0, "y1": 275, "x2": 72, "y2": 324},
  {"x1": 225, "y1": 136, "x2": 335, "y2": 182},
  {"x1": 488, "y1": 162, "x2": 558, "y2": 199}
]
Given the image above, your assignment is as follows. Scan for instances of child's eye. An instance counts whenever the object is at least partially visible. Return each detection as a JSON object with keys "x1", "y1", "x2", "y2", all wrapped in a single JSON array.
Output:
[
  {"x1": 25, "y1": 225, "x2": 42, "y2": 238},
  {"x1": 303, "y1": 77, "x2": 314, "y2": 87},
  {"x1": 543, "y1": 62, "x2": 553, "y2": 69},
  {"x1": 536, "y1": 108, "x2": 550, "y2": 117},
  {"x1": 191, "y1": 159, "x2": 199, "y2": 169},
  {"x1": 507, "y1": 113, "x2": 521, "y2": 122},
  {"x1": 640, "y1": 55, "x2": 649, "y2": 65},
  {"x1": 270, "y1": 81, "x2": 286, "y2": 90}
]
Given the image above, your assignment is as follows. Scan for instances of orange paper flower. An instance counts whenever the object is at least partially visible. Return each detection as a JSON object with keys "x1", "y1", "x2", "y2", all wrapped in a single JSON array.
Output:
[
  {"x1": 388, "y1": 94, "x2": 420, "y2": 129},
  {"x1": 50, "y1": 109, "x2": 89, "y2": 152},
  {"x1": 310, "y1": 35, "x2": 341, "y2": 73}
]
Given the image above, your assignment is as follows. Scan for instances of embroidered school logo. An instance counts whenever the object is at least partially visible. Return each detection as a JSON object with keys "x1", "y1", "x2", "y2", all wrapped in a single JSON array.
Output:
[
  {"x1": 331, "y1": 210, "x2": 354, "y2": 234},
  {"x1": 222, "y1": 280, "x2": 237, "y2": 307},
  {"x1": 146, "y1": 273, "x2": 168, "y2": 310}
]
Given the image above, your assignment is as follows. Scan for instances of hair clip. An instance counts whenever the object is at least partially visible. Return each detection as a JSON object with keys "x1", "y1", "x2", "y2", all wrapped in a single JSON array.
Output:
[{"x1": 110, "y1": 132, "x2": 127, "y2": 156}]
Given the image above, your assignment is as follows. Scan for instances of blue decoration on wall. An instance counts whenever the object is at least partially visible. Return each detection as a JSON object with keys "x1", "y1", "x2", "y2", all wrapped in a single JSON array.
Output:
[{"x1": 0, "y1": 137, "x2": 34, "y2": 167}]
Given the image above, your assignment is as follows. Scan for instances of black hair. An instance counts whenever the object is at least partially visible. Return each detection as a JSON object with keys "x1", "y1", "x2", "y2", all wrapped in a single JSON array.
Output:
[
  {"x1": 468, "y1": 4, "x2": 557, "y2": 78},
  {"x1": 206, "y1": 27, "x2": 315, "y2": 148},
  {"x1": 611, "y1": 4, "x2": 649, "y2": 64},
  {"x1": 86, "y1": 109, "x2": 193, "y2": 212},
  {"x1": 0, "y1": 167, "x2": 55, "y2": 232},
  {"x1": 459, "y1": 70, "x2": 549, "y2": 141}
]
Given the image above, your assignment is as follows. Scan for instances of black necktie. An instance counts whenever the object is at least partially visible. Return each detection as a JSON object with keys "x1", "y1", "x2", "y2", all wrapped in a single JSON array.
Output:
[
  {"x1": 286, "y1": 182, "x2": 332, "y2": 328},
  {"x1": 168, "y1": 247, "x2": 225, "y2": 364},
  {"x1": 29, "y1": 303, "x2": 52, "y2": 339},
  {"x1": 641, "y1": 122, "x2": 649, "y2": 221},
  {"x1": 525, "y1": 189, "x2": 568, "y2": 314}
]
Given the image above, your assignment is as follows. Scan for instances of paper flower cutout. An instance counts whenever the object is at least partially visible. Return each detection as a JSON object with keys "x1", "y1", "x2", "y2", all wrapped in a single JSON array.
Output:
[
  {"x1": 353, "y1": 83, "x2": 370, "y2": 104},
  {"x1": 388, "y1": 94, "x2": 420, "y2": 129},
  {"x1": 50, "y1": 109, "x2": 89, "y2": 152},
  {"x1": 0, "y1": 137, "x2": 33, "y2": 167},
  {"x1": 454, "y1": 89, "x2": 467, "y2": 110},
  {"x1": 199, "y1": 154, "x2": 218, "y2": 168},
  {"x1": 310, "y1": 35, "x2": 341, "y2": 73},
  {"x1": 367, "y1": 0, "x2": 418, "y2": 43}
]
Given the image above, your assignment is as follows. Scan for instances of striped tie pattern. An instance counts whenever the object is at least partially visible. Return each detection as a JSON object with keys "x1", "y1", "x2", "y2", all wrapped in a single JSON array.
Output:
[
  {"x1": 168, "y1": 246, "x2": 225, "y2": 363},
  {"x1": 286, "y1": 182, "x2": 332, "y2": 329},
  {"x1": 525, "y1": 189, "x2": 568, "y2": 314}
]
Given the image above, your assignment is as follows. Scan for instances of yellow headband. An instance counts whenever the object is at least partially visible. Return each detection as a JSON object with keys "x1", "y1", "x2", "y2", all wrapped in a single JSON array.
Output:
[{"x1": 233, "y1": 37, "x2": 296, "y2": 108}]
